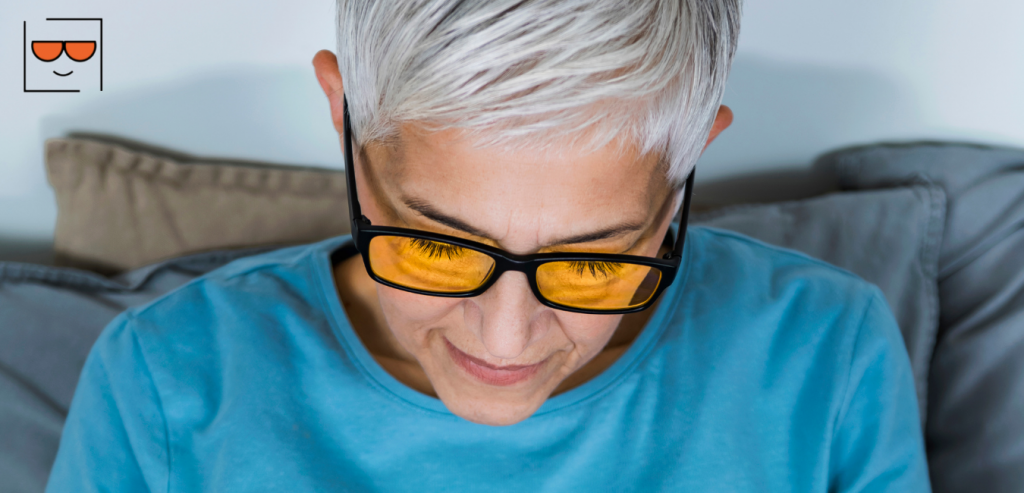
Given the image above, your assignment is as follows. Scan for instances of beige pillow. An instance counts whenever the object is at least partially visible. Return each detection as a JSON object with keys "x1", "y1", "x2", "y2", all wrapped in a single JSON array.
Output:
[{"x1": 45, "y1": 138, "x2": 350, "y2": 274}]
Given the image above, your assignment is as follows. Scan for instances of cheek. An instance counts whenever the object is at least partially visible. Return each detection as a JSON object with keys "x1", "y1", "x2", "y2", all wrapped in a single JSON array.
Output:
[
  {"x1": 376, "y1": 284, "x2": 461, "y2": 327},
  {"x1": 556, "y1": 312, "x2": 623, "y2": 356}
]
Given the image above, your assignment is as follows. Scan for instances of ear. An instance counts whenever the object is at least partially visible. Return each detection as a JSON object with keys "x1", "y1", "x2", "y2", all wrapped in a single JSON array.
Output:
[
  {"x1": 312, "y1": 50, "x2": 346, "y2": 135},
  {"x1": 702, "y1": 105, "x2": 734, "y2": 152}
]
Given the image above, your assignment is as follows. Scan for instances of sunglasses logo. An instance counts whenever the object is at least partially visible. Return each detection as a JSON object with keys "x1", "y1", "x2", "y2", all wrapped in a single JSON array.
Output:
[
  {"x1": 23, "y1": 18, "x2": 104, "y2": 93},
  {"x1": 33, "y1": 41, "x2": 97, "y2": 66}
]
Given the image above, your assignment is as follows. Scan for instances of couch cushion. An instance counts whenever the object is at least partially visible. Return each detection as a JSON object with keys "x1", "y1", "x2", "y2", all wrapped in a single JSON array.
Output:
[
  {"x1": 44, "y1": 138, "x2": 350, "y2": 274},
  {"x1": 821, "y1": 141, "x2": 1024, "y2": 493}
]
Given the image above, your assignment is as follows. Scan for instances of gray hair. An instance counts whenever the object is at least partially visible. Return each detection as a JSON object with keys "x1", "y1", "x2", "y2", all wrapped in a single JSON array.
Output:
[{"x1": 336, "y1": 0, "x2": 741, "y2": 185}]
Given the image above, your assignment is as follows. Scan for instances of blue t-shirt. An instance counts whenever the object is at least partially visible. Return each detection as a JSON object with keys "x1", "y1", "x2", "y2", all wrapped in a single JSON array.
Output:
[{"x1": 47, "y1": 226, "x2": 931, "y2": 492}]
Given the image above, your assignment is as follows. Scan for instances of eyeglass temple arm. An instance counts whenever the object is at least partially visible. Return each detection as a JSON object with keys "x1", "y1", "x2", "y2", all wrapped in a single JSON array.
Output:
[
  {"x1": 669, "y1": 168, "x2": 695, "y2": 260},
  {"x1": 343, "y1": 97, "x2": 367, "y2": 226}
]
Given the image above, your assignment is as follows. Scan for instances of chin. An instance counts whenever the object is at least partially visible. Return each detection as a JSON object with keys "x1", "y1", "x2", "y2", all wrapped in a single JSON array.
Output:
[
  {"x1": 430, "y1": 365, "x2": 560, "y2": 426},
  {"x1": 441, "y1": 392, "x2": 549, "y2": 426}
]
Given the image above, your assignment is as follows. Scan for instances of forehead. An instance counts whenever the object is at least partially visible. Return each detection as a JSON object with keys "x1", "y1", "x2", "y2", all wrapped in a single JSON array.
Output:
[
  {"x1": 385, "y1": 123, "x2": 667, "y2": 201},
  {"x1": 367, "y1": 123, "x2": 670, "y2": 248}
]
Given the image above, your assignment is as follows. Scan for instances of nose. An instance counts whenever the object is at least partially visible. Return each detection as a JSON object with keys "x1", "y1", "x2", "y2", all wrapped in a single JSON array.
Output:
[{"x1": 469, "y1": 270, "x2": 543, "y2": 361}]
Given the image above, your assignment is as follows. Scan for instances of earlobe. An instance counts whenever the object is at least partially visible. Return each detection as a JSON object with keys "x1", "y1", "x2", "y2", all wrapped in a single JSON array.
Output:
[{"x1": 312, "y1": 50, "x2": 346, "y2": 134}]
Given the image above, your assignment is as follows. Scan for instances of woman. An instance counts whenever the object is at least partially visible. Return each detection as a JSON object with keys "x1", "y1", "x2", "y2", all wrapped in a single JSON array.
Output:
[{"x1": 48, "y1": 1, "x2": 930, "y2": 491}]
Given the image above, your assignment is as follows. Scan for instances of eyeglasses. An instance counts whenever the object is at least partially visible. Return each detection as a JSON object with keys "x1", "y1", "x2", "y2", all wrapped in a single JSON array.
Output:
[
  {"x1": 31, "y1": 40, "x2": 96, "y2": 62},
  {"x1": 343, "y1": 97, "x2": 694, "y2": 314}
]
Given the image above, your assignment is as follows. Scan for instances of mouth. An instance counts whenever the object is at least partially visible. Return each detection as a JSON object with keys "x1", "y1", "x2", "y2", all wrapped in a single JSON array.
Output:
[
  {"x1": 53, "y1": 70, "x2": 73, "y2": 77},
  {"x1": 444, "y1": 338, "x2": 545, "y2": 386}
]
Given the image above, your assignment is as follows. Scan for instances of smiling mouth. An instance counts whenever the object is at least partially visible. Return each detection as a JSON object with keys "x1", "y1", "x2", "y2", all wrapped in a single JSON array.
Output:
[
  {"x1": 444, "y1": 338, "x2": 546, "y2": 386},
  {"x1": 53, "y1": 70, "x2": 73, "y2": 77}
]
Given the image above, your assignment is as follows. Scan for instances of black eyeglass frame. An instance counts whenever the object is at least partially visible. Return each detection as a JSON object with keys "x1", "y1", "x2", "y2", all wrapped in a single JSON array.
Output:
[{"x1": 343, "y1": 97, "x2": 695, "y2": 315}]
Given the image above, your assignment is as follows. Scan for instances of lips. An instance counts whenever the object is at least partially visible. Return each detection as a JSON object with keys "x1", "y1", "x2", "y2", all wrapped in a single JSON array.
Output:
[{"x1": 444, "y1": 338, "x2": 544, "y2": 386}]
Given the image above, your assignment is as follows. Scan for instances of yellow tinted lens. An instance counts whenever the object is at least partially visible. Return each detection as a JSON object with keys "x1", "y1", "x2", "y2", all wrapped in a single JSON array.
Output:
[
  {"x1": 536, "y1": 260, "x2": 661, "y2": 310},
  {"x1": 368, "y1": 236, "x2": 495, "y2": 293}
]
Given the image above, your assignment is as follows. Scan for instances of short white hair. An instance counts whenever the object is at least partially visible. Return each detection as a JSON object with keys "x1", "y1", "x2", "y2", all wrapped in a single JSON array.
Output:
[{"x1": 336, "y1": 0, "x2": 741, "y2": 186}]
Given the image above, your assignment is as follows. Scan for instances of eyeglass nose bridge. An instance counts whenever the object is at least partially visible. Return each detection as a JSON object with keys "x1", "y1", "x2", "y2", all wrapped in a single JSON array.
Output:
[
  {"x1": 469, "y1": 259, "x2": 545, "y2": 306},
  {"x1": 433, "y1": 249, "x2": 533, "y2": 295}
]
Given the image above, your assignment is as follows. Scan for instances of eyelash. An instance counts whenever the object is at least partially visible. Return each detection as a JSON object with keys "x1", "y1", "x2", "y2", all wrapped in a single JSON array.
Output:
[
  {"x1": 409, "y1": 239, "x2": 467, "y2": 260},
  {"x1": 566, "y1": 260, "x2": 624, "y2": 278},
  {"x1": 409, "y1": 239, "x2": 623, "y2": 277}
]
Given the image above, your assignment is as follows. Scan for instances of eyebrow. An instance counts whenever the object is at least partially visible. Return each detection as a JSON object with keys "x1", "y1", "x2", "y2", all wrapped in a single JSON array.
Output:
[{"x1": 402, "y1": 197, "x2": 647, "y2": 247}]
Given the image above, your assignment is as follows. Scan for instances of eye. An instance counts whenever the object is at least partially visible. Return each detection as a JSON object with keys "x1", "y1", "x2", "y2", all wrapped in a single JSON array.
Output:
[
  {"x1": 409, "y1": 238, "x2": 467, "y2": 260},
  {"x1": 566, "y1": 261, "x2": 624, "y2": 278}
]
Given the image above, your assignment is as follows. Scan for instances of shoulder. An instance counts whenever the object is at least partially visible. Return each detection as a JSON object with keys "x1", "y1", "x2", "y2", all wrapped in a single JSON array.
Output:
[
  {"x1": 686, "y1": 225, "x2": 875, "y2": 295},
  {"x1": 646, "y1": 226, "x2": 911, "y2": 437},
  {"x1": 84, "y1": 236, "x2": 355, "y2": 427},
  {"x1": 130, "y1": 237, "x2": 348, "y2": 324},
  {"x1": 645, "y1": 228, "x2": 927, "y2": 490},
  {"x1": 104, "y1": 236, "x2": 351, "y2": 379},
  {"x1": 660, "y1": 226, "x2": 894, "y2": 380},
  {"x1": 681, "y1": 225, "x2": 882, "y2": 317}
]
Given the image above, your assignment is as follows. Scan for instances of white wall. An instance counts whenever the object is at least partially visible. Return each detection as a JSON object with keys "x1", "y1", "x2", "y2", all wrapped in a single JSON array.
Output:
[
  {"x1": 703, "y1": 0, "x2": 1024, "y2": 177},
  {"x1": 2, "y1": 0, "x2": 1023, "y2": 245}
]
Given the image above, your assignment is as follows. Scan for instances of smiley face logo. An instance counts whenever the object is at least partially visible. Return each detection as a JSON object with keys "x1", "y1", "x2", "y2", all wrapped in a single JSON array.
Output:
[{"x1": 23, "y1": 18, "x2": 103, "y2": 93}]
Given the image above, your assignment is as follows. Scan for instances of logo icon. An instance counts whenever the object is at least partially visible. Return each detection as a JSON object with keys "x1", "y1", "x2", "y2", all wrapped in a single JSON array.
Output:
[{"x1": 23, "y1": 18, "x2": 103, "y2": 93}]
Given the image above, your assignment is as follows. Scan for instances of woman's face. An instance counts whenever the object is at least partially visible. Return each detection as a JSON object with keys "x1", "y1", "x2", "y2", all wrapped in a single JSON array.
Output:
[{"x1": 350, "y1": 122, "x2": 678, "y2": 426}]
